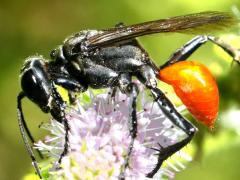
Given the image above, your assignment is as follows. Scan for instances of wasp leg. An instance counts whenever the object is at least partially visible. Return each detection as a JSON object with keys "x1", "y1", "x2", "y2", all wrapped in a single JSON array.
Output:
[
  {"x1": 147, "y1": 87, "x2": 197, "y2": 177},
  {"x1": 50, "y1": 83, "x2": 70, "y2": 166},
  {"x1": 137, "y1": 65, "x2": 196, "y2": 177},
  {"x1": 118, "y1": 74, "x2": 139, "y2": 178},
  {"x1": 160, "y1": 35, "x2": 240, "y2": 69},
  {"x1": 208, "y1": 36, "x2": 240, "y2": 64},
  {"x1": 54, "y1": 76, "x2": 87, "y2": 92},
  {"x1": 53, "y1": 76, "x2": 87, "y2": 105},
  {"x1": 17, "y1": 92, "x2": 42, "y2": 178},
  {"x1": 125, "y1": 82, "x2": 139, "y2": 164}
]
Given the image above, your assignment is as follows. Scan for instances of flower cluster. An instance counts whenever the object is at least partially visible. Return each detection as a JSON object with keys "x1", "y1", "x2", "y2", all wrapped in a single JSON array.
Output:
[{"x1": 35, "y1": 86, "x2": 191, "y2": 179}]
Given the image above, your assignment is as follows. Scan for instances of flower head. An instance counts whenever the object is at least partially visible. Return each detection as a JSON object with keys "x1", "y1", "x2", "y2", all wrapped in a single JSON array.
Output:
[{"x1": 35, "y1": 85, "x2": 191, "y2": 179}]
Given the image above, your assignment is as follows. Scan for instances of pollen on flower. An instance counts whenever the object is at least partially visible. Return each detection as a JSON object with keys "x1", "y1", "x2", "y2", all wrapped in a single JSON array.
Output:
[{"x1": 35, "y1": 85, "x2": 192, "y2": 179}]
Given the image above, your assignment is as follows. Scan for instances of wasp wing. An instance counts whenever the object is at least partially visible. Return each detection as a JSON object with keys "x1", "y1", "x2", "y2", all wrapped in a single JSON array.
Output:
[{"x1": 85, "y1": 11, "x2": 236, "y2": 48}]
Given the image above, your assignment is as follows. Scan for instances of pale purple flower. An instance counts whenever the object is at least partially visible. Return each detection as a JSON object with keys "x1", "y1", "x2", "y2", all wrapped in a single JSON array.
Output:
[{"x1": 35, "y1": 83, "x2": 192, "y2": 179}]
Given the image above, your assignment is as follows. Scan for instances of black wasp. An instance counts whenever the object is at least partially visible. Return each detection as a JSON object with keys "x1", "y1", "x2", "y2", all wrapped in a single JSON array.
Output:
[{"x1": 17, "y1": 11, "x2": 239, "y2": 178}]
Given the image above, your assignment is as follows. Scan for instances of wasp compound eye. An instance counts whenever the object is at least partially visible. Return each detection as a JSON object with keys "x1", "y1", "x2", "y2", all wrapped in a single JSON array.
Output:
[{"x1": 20, "y1": 57, "x2": 51, "y2": 112}]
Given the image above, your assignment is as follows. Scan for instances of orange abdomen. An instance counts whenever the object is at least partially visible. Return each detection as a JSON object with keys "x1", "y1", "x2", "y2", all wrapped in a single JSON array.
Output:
[{"x1": 158, "y1": 61, "x2": 219, "y2": 128}]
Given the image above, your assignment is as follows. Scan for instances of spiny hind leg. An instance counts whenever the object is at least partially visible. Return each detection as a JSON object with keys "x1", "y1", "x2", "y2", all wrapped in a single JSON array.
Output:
[{"x1": 160, "y1": 35, "x2": 240, "y2": 69}]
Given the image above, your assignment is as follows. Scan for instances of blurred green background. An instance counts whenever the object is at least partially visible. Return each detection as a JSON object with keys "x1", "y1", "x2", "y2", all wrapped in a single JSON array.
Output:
[{"x1": 0, "y1": 0, "x2": 240, "y2": 179}]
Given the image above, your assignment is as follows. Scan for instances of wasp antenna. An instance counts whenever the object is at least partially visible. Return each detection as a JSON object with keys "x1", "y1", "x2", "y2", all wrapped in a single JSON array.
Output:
[
  {"x1": 17, "y1": 92, "x2": 44, "y2": 159},
  {"x1": 17, "y1": 92, "x2": 42, "y2": 178},
  {"x1": 50, "y1": 83, "x2": 70, "y2": 165}
]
